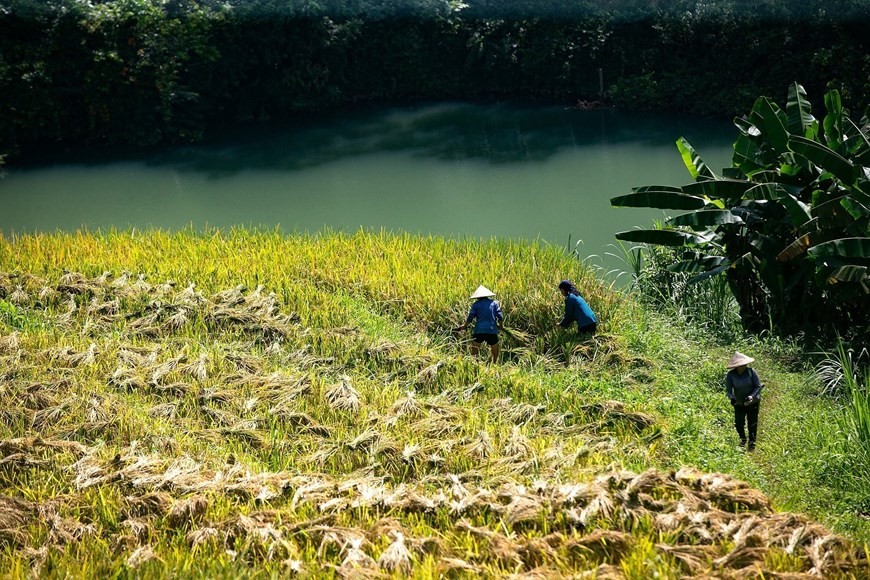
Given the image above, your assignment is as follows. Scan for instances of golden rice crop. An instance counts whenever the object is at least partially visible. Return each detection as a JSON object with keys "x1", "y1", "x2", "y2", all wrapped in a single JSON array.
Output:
[{"x1": 0, "y1": 229, "x2": 866, "y2": 578}]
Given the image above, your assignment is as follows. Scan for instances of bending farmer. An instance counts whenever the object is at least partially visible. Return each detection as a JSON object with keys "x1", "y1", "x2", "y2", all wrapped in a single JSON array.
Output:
[
  {"x1": 725, "y1": 351, "x2": 764, "y2": 451},
  {"x1": 457, "y1": 285, "x2": 504, "y2": 363},
  {"x1": 557, "y1": 280, "x2": 597, "y2": 334}
]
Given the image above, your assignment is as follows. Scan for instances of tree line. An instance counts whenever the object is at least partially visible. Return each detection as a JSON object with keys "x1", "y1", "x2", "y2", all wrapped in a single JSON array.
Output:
[{"x1": 1, "y1": 0, "x2": 868, "y2": 160}]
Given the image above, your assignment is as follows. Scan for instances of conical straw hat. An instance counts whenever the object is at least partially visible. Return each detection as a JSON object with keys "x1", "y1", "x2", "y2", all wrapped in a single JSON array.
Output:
[
  {"x1": 726, "y1": 351, "x2": 755, "y2": 368},
  {"x1": 470, "y1": 285, "x2": 495, "y2": 299}
]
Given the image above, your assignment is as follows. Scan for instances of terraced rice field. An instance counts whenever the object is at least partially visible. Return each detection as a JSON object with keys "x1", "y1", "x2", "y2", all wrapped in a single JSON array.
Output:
[{"x1": 0, "y1": 229, "x2": 867, "y2": 577}]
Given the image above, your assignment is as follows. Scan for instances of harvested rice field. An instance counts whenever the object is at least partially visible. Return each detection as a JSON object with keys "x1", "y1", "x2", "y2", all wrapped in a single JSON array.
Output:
[{"x1": 1, "y1": 229, "x2": 868, "y2": 578}]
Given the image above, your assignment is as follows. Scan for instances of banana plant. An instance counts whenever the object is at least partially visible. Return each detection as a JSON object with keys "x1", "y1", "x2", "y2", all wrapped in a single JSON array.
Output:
[{"x1": 611, "y1": 83, "x2": 870, "y2": 335}]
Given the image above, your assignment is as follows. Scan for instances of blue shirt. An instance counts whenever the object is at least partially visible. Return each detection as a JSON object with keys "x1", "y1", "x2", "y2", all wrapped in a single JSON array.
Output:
[
  {"x1": 466, "y1": 298, "x2": 504, "y2": 334},
  {"x1": 726, "y1": 367, "x2": 763, "y2": 403},
  {"x1": 559, "y1": 293, "x2": 597, "y2": 330}
]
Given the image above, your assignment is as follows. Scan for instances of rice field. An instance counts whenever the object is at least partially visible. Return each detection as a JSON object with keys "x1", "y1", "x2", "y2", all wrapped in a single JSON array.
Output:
[{"x1": 1, "y1": 228, "x2": 867, "y2": 578}]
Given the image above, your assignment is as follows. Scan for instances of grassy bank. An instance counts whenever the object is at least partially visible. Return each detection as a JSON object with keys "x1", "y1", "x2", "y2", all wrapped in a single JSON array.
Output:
[{"x1": 1, "y1": 228, "x2": 867, "y2": 577}]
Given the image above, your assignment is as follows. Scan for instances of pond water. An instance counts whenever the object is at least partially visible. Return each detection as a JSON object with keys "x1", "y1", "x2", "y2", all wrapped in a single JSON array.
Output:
[{"x1": 0, "y1": 102, "x2": 733, "y2": 274}]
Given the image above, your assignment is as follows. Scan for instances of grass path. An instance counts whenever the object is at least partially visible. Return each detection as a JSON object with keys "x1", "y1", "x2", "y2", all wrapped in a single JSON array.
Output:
[
  {"x1": 746, "y1": 360, "x2": 870, "y2": 544},
  {"x1": 585, "y1": 306, "x2": 870, "y2": 545}
]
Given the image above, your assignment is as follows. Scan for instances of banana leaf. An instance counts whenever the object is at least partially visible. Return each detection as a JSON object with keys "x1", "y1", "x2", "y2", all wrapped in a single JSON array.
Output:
[
  {"x1": 632, "y1": 185, "x2": 683, "y2": 194},
  {"x1": 827, "y1": 264, "x2": 869, "y2": 284},
  {"x1": 733, "y1": 116, "x2": 758, "y2": 137},
  {"x1": 841, "y1": 197, "x2": 870, "y2": 220},
  {"x1": 610, "y1": 190, "x2": 706, "y2": 209},
  {"x1": 808, "y1": 237, "x2": 870, "y2": 263},
  {"x1": 687, "y1": 252, "x2": 757, "y2": 284},
  {"x1": 676, "y1": 137, "x2": 717, "y2": 181},
  {"x1": 688, "y1": 263, "x2": 730, "y2": 283},
  {"x1": 812, "y1": 196, "x2": 856, "y2": 228},
  {"x1": 723, "y1": 167, "x2": 747, "y2": 180},
  {"x1": 776, "y1": 233, "x2": 813, "y2": 262},
  {"x1": 732, "y1": 133, "x2": 762, "y2": 174},
  {"x1": 787, "y1": 82, "x2": 814, "y2": 136},
  {"x1": 614, "y1": 229, "x2": 703, "y2": 247},
  {"x1": 823, "y1": 89, "x2": 843, "y2": 150},
  {"x1": 744, "y1": 183, "x2": 777, "y2": 200},
  {"x1": 745, "y1": 170, "x2": 782, "y2": 184},
  {"x1": 667, "y1": 256, "x2": 727, "y2": 273},
  {"x1": 798, "y1": 216, "x2": 821, "y2": 234},
  {"x1": 845, "y1": 118, "x2": 870, "y2": 164},
  {"x1": 788, "y1": 136, "x2": 856, "y2": 184},
  {"x1": 751, "y1": 97, "x2": 790, "y2": 154},
  {"x1": 778, "y1": 192, "x2": 813, "y2": 227},
  {"x1": 667, "y1": 210, "x2": 742, "y2": 227},
  {"x1": 682, "y1": 179, "x2": 754, "y2": 201}
]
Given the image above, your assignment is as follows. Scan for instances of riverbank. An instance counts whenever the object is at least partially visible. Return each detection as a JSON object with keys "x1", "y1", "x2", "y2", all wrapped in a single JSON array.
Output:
[{"x1": 1, "y1": 229, "x2": 867, "y2": 577}]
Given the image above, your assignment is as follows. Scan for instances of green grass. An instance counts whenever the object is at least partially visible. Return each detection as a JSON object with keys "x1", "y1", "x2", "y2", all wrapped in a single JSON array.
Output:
[{"x1": 1, "y1": 228, "x2": 868, "y2": 577}]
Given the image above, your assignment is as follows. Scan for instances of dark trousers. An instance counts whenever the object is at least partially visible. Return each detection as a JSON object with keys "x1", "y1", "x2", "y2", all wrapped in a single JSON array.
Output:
[
  {"x1": 733, "y1": 402, "x2": 759, "y2": 443},
  {"x1": 578, "y1": 322, "x2": 597, "y2": 334}
]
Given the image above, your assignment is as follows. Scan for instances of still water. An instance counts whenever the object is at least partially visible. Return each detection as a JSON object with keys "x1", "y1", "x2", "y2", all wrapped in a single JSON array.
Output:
[{"x1": 0, "y1": 102, "x2": 733, "y2": 270}]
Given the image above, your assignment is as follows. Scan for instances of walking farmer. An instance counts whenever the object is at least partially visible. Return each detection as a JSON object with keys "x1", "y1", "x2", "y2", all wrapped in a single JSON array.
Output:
[
  {"x1": 725, "y1": 351, "x2": 764, "y2": 451},
  {"x1": 456, "y1": 285, "x2": 504, "y2": 363}
]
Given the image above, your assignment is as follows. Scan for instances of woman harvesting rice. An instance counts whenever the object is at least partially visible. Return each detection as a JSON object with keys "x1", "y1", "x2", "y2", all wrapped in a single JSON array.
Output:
[
  {"x1": 456, "y1": 285, "x2": 504, "y2": 364},
  {"x1": 556, "y1": 279, "x2": 597, "y2": 335}
]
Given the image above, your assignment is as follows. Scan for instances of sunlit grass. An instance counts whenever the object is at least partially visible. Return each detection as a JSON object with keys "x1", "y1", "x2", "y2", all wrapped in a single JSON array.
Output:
[{"x1": 1, "y1": 228, "x2": 868, "y2": 577}]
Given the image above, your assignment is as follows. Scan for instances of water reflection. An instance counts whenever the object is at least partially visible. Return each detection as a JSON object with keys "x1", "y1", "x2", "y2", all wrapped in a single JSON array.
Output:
[{"x1": 151, "y1": 103, "x2": 734, "y2": 177}]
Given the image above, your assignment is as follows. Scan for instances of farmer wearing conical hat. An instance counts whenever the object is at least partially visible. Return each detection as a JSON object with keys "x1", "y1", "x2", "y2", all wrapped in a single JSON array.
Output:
[
  {"x1": 725, "y1": 351, "x2": 764, "y2": 451},
  {"x1": 456, "y1": 285, "x2": 504, "y2": 363}
]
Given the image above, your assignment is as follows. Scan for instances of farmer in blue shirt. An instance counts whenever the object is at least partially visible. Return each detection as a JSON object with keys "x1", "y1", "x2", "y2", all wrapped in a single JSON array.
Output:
[
  {"x1": 457, "y1": 285, "x2": 504, "y2": 363},
  {"x1": 725, "y1": 351, "x2": 764, "y2": 451},
  {"x1": 557, "y1": 280, "x2": 597, "y2": 334}
]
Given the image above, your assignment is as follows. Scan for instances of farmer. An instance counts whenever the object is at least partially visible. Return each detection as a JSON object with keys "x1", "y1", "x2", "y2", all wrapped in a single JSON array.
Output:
[
  {"x1": 556, "y1": 280, "x2": 597, "y2": 335},
  {"x1": 456, "y1": 285, "x2": 504, "y2": 363},
  {"x1": 725, "y1": 351, "x2": 764, "y2": 450}
]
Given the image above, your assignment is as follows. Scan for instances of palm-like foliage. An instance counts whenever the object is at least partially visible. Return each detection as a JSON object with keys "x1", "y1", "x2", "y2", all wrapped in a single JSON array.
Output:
[{"x1": 611, "y1": 84, "x2": 870, "y2": 337}]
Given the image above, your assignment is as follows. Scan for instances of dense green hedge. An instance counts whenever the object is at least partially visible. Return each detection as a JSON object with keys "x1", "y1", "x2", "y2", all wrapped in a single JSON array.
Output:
[{"x1": 1, "y1": 0, "x2": 867, "y2": 159}]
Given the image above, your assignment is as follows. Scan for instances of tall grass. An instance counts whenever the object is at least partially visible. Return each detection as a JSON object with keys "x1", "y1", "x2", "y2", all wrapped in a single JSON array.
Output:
[
  {"x1": 815, "y1": 343, "x2": 870, "y2": 454},
  {"x1": 622, "y1": 243, "x2": 742, "y2": 341},
  {"x1": 844, "y1": 368, "x2": 870, "y2": 454}
]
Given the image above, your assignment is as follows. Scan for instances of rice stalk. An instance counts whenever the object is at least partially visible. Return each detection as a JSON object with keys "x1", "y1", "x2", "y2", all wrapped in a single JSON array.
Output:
[
  {"x1": 126, "y1": 545, "x2": 157, "y2": 569},
  {"x1": 9, "y1": 285, "x2": 29, "y2": 305},
  {"x1": 120, "y1": 518, "x2": 154, "y2": 545},
  {"x1": 465, "y1": 430, "x2": 494, "y2": 460},
  {"x1": 325, "y1": 375, "x2": 362, "y2": 412},
  {"x1": 186, "y1": 527, "x2": 222, "y2": 547},
  {"x1": 0, "y1": 332, "x2": 20, "y2": 354},
  {"x1": 148, "y1": 403, "x2": 178, "y2": 419},
  {"x1": 391, "y1": 390, "x2": 422, "y2": 418},
  {"x1": 180, "y1": 352, "x2": 209, "y2": 381},
  {"x1": 162, "y1": 308, "x2": 190, "y2": 331},
  {"x1": 167, "y1": 495, "x2": 209, "y2": 529},
  {"x1": 377, "y1": 531, "x2": 412, "y2": 572},
  {"x1": 122, "y1": 492, "x2": 172, "y2": 519}
]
